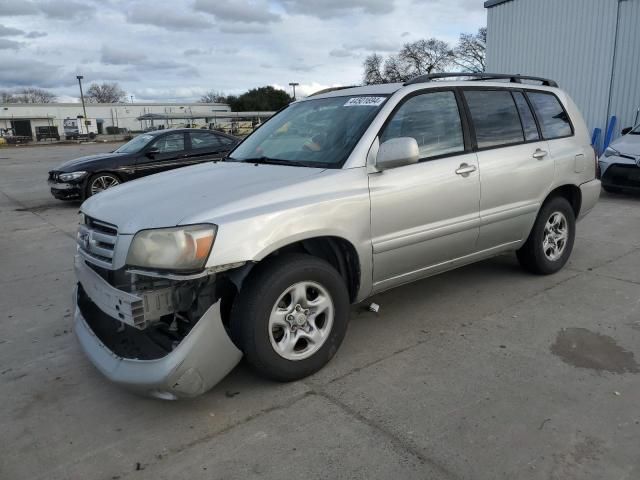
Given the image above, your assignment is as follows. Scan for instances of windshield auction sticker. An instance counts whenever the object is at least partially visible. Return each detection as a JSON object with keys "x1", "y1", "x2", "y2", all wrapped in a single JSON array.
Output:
[{"x1": 344, "y1": 97, "x2": 386, "y2": 107}]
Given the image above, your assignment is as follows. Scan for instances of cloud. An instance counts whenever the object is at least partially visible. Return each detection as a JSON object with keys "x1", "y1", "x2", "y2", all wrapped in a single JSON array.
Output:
[
  {"x1": 194, "y1": 0, "x2": 280, "y2": 23},
  {"x1": 344, "y1": 39, "x2": 402, "y2": 52},
  {"x1": 38, "y1": 0, "x2": 96, "y2": 19},
  {"x1": 0, "y1": 38, "x2": 23, "y2": 49},
  {"x1": 101, "y1": 45, "x2": 147, "y2": 65},
  {"x1": 0, "y1": 58, "x2": 69, "y2": 87},
  {"x1": 127, "y1": 5, "x2": 212, "y2": 31},
  {"x1": 280, "y1": 0, "x2": 395, "y2": 19},
  {"x1": 218, "y1": 22, "x2": 269, "y2": 34},
  {"x1": 0, "y1": 24, "x2": 24, "y2": 36},
  {"x1": 0, "y1": 0, "x2": 38, "y2": 16},
  {"x1": 329, "y1": 48, "x2": 358, "y2": 58},
  {"x1": 24, "y1": 31, "x2": 47, "y2": 38}
]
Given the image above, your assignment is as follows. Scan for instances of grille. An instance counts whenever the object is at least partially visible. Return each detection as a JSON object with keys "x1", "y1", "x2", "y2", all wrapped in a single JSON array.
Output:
[
  {"x1": 77, "y1": 216, "x2": 118, "y2": 267},
  {"x1": 602, "y1": 164, "x2": 640, "y2": 189}
]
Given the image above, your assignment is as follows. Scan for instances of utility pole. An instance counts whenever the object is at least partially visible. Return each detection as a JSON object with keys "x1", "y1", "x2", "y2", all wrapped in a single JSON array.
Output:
[
  {"x1": 130, "y1": 95, "x2": 134, "y2": 104},
  {"x1": 76, "y1": 75, "x2": 88, "y2": 135},
  {"x1": 288, "y1": 82, "x2": 299, "y2": 101}
]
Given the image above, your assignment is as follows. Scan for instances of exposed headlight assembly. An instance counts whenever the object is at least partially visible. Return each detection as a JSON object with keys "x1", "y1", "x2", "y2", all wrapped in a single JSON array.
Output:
[
  {"x1": 59, "y1": 171, "x2": 88, "y2": 182},
  {"x1": 126, "y1": 224, "x2": 217, "y2": 272},
  {"x1": 603, "y1": 147, "x2": 620, "y2": 158}
]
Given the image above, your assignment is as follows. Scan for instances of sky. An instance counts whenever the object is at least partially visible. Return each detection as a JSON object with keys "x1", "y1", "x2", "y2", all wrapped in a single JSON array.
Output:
[{"x1": 0, "y1": 0, "x2": 486, "y2": 102}]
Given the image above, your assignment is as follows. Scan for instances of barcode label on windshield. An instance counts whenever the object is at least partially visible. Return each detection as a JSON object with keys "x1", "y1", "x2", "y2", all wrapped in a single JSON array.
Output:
[{"x1": 344, "y1": 97, "x2": 386, "y2": 107}]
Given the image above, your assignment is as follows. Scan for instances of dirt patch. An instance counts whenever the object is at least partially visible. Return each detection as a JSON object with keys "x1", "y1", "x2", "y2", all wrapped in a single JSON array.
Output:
[{"x1": 551, "y1": 327, "x2": 639, "y2": 374}]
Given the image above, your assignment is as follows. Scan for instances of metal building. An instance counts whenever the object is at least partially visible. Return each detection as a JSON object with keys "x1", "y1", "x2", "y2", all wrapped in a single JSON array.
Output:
[{"x1": 485, "y1": 0, "x2": 640, "y2": 141}]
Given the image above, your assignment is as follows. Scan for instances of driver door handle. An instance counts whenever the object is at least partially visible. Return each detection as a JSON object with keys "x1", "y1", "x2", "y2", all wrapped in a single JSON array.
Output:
[
  {"x1": 532, "y1": 148, "x2": 548, "y2": 160},
  {"x1": 455, "y1": 163, "x2": 477, "y2": 176}
]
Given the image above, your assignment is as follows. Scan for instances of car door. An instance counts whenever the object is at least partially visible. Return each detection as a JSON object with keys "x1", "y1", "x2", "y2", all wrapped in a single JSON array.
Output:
[
  {"x1": 369, "y1": 89, "x2": 480, "y2": 291},
  {"x1": 186, "y1": 131, "x2": 233, "y2": 164},
  {"x1": 134, "y1": 132, "x2": 188, "y2": 177},
  {"x1": 462, "y1": 89, "x2": 555, "y2": 250}
]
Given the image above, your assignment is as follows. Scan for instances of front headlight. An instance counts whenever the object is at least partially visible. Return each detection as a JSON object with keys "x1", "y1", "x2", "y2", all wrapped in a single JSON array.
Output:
[
  {"x1": 126, "y1": 224, "x2": 217, "y2": 271},
  {"x1": 59, "y1": 171, "x2": 88, "y2": 182},
  {"x1": 603, "y1": 147, "x2": 620, "y2": 158}
]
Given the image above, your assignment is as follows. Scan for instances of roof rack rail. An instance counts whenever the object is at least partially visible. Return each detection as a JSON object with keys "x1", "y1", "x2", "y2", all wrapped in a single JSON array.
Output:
[
  {"x1": 404, "y1": 72, "x2": 558, "y2": 88},
  {"x1": 308, "y1": 86, "x2": 358, "y2": 97}
]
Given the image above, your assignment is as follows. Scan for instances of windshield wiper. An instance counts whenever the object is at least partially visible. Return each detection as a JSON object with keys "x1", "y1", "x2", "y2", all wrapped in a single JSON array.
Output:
[{"x1": 237, "y1": 156, "x2": 330, "y2": 168}]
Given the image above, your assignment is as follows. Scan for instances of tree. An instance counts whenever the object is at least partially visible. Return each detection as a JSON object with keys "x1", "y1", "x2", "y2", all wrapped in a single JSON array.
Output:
[
  {"x1": 453, "y1": 27, "x2": 486, "y2": 73},
  {"x1": 363, "y1": 38, "x2": 454, "y2": 84},
  {"x1": 86, "y1": 82, "x2": 127, "y2": 103},
  {"x1": 0, "y1": 88, "x2": 56, "y2": 103},
  {"x1": 226, "y1": 86, "x2": 291, "y2": 111},
  {"x1": 199, "y1": 90, "x2": 227, "y2": 103}
]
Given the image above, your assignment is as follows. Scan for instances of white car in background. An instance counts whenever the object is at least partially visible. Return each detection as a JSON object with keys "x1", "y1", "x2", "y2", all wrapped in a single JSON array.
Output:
[{"x1": 600, "y1": 124, "x2": 640, "y2": 193}]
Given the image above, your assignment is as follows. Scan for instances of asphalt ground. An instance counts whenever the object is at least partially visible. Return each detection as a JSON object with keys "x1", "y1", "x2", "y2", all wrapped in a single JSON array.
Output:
[{"x1": 1, "y1": 143, "x2": 639, "y2": 479}]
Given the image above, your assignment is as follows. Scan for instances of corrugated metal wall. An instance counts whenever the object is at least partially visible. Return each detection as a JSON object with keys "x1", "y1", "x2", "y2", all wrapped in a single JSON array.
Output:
[
  {"x1": 608, "y1": 0, "x2": 640, "y2": 133},
  {"x1": 486, "y1": 0, "x2": 639, "y2": 138}
]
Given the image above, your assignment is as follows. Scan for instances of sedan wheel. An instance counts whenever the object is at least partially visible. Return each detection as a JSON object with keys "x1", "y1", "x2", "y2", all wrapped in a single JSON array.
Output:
[{"x1": 88, "y1": 173, "x2": 120, "y2": 197}]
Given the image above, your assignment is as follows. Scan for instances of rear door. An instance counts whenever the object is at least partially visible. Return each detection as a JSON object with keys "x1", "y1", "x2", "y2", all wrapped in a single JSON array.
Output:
[
  {"x1": 462, "y1": 88, "x2": 554, "y2": 250},
  {"x1": 186, "y1": 131, "x2": 234, "y2": 164},
  {"x1": 134, "y1": 132, "x2": 188, "y2": 177}
]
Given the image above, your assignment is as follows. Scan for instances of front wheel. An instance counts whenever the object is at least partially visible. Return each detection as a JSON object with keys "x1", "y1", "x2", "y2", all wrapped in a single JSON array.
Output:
[
  {"x1": 231, "y1": 254, "x2": 350, "y2": 382},
  {"x1": 517, "y1": 196, "x2": 576, "y2": 275},
  {"x1": 85, "y1": 172, "x2": 120, "y2": 198}
]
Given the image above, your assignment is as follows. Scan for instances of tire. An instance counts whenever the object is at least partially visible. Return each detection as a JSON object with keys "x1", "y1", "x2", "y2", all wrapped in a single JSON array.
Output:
[
  {"x1": 231, "y1": 253, "x2": 350, "y2": 382},
  {"x1": 85, "y1": 172, "x2": 121, "y2": 198},
  {"x1": 517, "y1": 196, "x2": 576, "y2": 275},
  {"x1": 603, "y1": 185, "x2": 622, "y2": 194}
]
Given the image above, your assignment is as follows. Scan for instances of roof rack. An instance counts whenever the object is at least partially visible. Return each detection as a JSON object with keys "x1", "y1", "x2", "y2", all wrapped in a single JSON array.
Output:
[
  {"x1": 308, "y1": 86, "x2": 358, "y2": 97},
  {"x1": 404, "y1": 72, "x2": 558, "y2": 88}
]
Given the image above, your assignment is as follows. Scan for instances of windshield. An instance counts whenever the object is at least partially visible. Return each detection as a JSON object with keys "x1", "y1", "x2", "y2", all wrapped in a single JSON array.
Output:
[
  {"x1": 229, "y1": 95, "x2": 388, "y2": 168},
  {"x1": 114, "y1": 133, "x2": 155, "y2": 153}
]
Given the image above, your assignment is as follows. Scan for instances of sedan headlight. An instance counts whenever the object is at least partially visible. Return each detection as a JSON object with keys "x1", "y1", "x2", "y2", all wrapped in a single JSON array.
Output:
[
  {"x1": 603, "y1": 147, "x2": 620, "y2": 158},
  {"x1": 126, "y1": 224, "x2": 217, "y2": 271},
  {"x1": 59, "y1": 171, "x2": 88, "y2": 182}
]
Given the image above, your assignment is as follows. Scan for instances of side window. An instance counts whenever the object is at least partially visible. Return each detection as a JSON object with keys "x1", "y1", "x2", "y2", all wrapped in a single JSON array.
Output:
[
  {"x1": 153, "y1": 133, "x2": 185, "y2": 153},
  {"x1": 512, "y1": 92, "x2": 540, "y2": 141},
  {"x1": 527, "y1": 92, "x2": 573, "y2": 139},
  {"x1": 464, "y1": 90, "x2": 524, "y2": 149},
  {"x1": 380, "y1": 91, "x2": 464, "y2": 160},
  {"x1": 218, "y1": 136, "x2": 235, "y2": 146},
  {"x1": 190, "y1": 131, "x2": 221, "y2": 149}
]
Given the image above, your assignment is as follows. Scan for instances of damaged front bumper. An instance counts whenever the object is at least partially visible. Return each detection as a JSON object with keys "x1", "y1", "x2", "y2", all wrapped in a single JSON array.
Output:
[{"x1": 73, "y1": 256, "x2": 242, "y2": 399}]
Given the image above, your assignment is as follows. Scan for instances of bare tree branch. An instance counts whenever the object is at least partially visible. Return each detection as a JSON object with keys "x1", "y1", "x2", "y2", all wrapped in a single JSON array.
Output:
[
  {"x1": 86, "y1": 82, "x2": 127, "y2": 103},
  {"x1": 453, "y1": 27, "x2": 486, "y2": 73}
]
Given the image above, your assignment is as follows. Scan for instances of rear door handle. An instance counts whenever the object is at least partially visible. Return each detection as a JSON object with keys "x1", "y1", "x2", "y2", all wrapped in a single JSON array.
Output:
[
  {"x1": 455, "y1": 163, "x2": 477, "y2": 176},
  {"x1": 532, "y1": 149, "x2": 548, "y2": 160}
]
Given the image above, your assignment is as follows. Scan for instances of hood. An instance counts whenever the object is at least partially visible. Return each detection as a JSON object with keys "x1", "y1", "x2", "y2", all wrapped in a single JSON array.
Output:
[
  {"x1": 610, "y1": 134, "x2": 640, "y2": 156},
  {"x1": 54, "y1": 152, "x2": 125, "y2": 172},
  {"x1": 81, "y1": 162, "x2": 327, "y2": 234}
]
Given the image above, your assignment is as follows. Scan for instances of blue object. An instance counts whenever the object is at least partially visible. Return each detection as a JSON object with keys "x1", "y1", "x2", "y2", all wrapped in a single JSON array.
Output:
[
  {"x1": 603, "y1": 116, "x2": 617, "y2": 152},
  {"x1": 591, "y1": 128, "x2": 602, "y2": 156}
]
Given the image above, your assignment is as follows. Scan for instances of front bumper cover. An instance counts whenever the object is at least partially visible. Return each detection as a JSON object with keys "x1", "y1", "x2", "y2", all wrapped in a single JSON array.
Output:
[{"x1": 74, "y1": 264, "x2": 243, "y2": 399}]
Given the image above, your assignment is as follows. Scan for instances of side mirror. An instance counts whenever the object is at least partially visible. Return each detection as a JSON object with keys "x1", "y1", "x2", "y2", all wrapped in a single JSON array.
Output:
[
  {"x1": 621, "y1": 127, "x2": 632, "y2": 136},
  {"x1": 145, "y1": 146, "x2": 160, "y2": 157},
  {"x1": 376, "y1": 137, "x2": 420, "y2": 170}
]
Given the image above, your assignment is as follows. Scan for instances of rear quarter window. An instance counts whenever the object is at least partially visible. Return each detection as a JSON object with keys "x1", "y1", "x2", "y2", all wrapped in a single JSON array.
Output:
[{"x1": 527, "y1": 92, "x2": 573, "y2": 139}]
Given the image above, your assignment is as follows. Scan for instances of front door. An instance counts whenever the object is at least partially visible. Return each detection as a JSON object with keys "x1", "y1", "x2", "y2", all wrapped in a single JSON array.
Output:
[
  {"x1": 369, "y1": 90, "x2": 481, "y2": 291},
  {"x1": 135, "y1": 132, "x2": 187, "y2": 177}
]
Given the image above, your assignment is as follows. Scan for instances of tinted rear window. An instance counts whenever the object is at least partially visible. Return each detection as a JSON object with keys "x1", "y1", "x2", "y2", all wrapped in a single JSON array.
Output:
[
  {"x1": 464, "y1": 90, "x2": 524, "y2": 149},
  {"x1": 527, "y1": 92, "x2": 572, "y2": 139},
  {"x1": 512, "y1": 92, "x2": 540, "y2": 142}
]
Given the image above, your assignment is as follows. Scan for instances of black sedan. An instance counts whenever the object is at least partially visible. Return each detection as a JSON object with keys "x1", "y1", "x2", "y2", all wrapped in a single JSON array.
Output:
[{"x1": 48, "y1": 128, "x2": 239, "y2": 200}]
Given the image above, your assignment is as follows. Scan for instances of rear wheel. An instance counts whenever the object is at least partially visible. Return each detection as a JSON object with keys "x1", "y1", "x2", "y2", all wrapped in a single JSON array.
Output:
[
  {"x1": 517, "y1": 196, "x2": 575, "y2": 275},
  {"x1": 86, "y1": 173, "x2": 120, "y2": 198},
  {"x1": 231, "y1": 254, "x2": 350, "y2": 382}
]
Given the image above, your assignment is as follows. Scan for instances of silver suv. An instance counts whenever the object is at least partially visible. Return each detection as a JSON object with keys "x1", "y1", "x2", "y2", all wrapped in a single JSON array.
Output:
[{"x1": 74, "y1": 73, "x2": 601, "y2": 399}]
